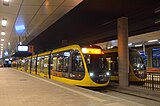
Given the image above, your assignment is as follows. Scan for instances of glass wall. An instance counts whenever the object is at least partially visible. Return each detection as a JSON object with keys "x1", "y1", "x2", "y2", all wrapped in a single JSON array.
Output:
[
  {"x1": 139, "y1": 51, "x2": 147, "y2": 67},
  {"x1": 152, "y1": 48, "x2": 160, "y2": 68}
]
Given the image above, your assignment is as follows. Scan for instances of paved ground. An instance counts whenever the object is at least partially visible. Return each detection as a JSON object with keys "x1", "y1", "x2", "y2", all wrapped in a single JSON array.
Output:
[
  {"x1": 104, "y1": 82, "x2": 160, "y2": 103},
  {"x1": 0, "y1": 68, "x2": 160, "y2": 106}
]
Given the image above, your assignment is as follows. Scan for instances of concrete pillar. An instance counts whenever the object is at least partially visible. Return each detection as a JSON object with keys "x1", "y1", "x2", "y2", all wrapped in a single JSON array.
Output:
[
  {"x1": 117, "y1": 17, "x2": 129, "y2": 87},
  {"x1": 146, "y1": 47, "x2": 152, "y2": 68},
  {"x1": 143, "y1": 44, "x2": 145, "y2": 55}
]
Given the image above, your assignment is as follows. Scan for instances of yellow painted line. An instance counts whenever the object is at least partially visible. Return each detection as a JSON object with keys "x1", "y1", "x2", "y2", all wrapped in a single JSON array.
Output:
[{"x1": 14, "y1": 69, "x2": 106, "y2": 102}]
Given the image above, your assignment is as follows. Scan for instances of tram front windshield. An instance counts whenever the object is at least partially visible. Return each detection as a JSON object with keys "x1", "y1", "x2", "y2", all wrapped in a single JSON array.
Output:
[
  {"x1": 84, "y1": 54, "x2": 108, "y2": 74},
  {"x1": 130, "y1": 50, "x2": 146, "y2": 71}
]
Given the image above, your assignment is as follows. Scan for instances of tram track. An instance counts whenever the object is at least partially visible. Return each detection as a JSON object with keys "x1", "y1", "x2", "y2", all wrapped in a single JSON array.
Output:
[{"x1": 99, "y1": 88, "x2": 160, "y2": 103}]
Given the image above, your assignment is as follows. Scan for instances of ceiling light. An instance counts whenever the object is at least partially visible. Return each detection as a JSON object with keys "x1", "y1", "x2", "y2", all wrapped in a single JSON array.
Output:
[
  {"x1": 1, "y1": 31, "x2": 5, "y2": 36},
  {"x1": 15, "y1": 25, "x2": 25, "y2": 31},
  {"x1": 2, "y1": 18, "x2": 7, "y2": 27},
  {"x1": 8, "y1": 42, "x2": 10, "y2": 45},
  {"x1": 1, "y1": 39, "x2": 4, "y2": 41},
  {"x1": 148, "y1": 39, "x2": 158, "y2": 43},
  {"x1": 19, "y1": 42, "x2": 22, "y2": 45},
  {"x1": 107, "y1": 46, "x2": 111, "y2": 49},
  {"x1": 1, "y1": 47, "x2": 3, "y2": 49},
  {"x1": 135, "y1": 44, "x2": 142, "y2": 47},
  {"x1": 159, "y1": 42, "x2": 160, "y2": 44},
  {"x1": 128, "y1": 43, "x2": 132, "y2": 46},
  {"x1": 154, "y1": 7, "x2": 160, "y2": 13},
  {"x1": 3, "y1": 0, "x2": 10, "y2": 6},
  {"x1": 4, "y1": 0, "x2": 10, "y2": 2},
  {"x1": 1, "y1": 44, "x2": 3, "y2": 46}
]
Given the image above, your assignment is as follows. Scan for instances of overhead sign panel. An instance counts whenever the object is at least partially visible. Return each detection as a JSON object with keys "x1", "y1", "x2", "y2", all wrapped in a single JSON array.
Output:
[{"x1": 18, "y1": 45, "x2": 28, "y2": 52}]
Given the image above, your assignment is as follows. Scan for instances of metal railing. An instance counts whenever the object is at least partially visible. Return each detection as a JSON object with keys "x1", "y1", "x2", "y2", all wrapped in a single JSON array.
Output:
[
  {"x1": 145, "y1": 72, "x2": 160, "y2": 91},
  {"x1": 133, "y1": 72, "x2": 160, "y2": 91}
]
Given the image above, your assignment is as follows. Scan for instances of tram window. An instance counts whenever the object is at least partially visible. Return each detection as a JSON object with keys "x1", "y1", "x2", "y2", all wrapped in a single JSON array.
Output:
[
  {"x1": 28, "y1": 59, "x2": 31, "y2": 70},
  {"x1": 40, "y1": 58, "x2": 44, "y2": 71},
  {"x1": 44, "y1": 56, "x2": 49, "y2": 67},
  {"x1": 106, "y1": 58, "x2": 111, "y2": 71},
  {"x1": 31, "y1": 58, "x2": 36, "y2": 70},
  {"x1": 72, "y1": 51, "x2": 84, "y2": 72},
  {"x1": 37, "y1": 57, "x2": 40, "y2": 69},
  {"x1": 105, "y1": 53, "x2": 118, "y2": 75},
  {"x1": 31, "y1": 58, "x2": 36, "y2": 72},
  {"x1": 63, "y1": 56, "x2": 69, "y2": 72},
  {"x1": 57, "y1": 51, "x2": 70, "y2": 72},
  {"x1": 25, "y1": 59, "x2": 28, "y2": 70},
  {"x1": 51, "y1": 56, "x2": 57, "y2": 71},
  {"x1": 85, "y1": 55, "x2": 91, "y2": 65},
  {"x1": 57, "y1": 56, "x2": 63, "y2": 72}
]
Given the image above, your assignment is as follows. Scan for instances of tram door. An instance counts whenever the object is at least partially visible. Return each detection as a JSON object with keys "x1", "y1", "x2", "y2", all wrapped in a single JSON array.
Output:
[
  {"x1": 38, "y1": 55, "x2": 49, "y2": 77},
  {"x1": 31, "y1": 57, "x2": 37, "y2": 74},
  {"x1": 43, "y1": 56, "x2": 49, "y2": 77},
  {"x1": 105, "y1": 53, "x2": 118, "y2": 76}
]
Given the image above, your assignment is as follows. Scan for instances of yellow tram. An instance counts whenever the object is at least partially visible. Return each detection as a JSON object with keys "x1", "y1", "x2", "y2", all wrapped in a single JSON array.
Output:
[
  {"x1": 104, "y1": 47, "x2": 147, "y2": 83},
  {"x1": 18, "y1": 44, "x2": 110, "y2": 87}
]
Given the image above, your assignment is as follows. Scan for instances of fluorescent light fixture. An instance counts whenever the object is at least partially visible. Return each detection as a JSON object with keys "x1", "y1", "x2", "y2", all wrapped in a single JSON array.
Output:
[
  {"x1": 2, "y1": 18, "x2": 7, "y2": 27},
  {"x1": 148, "y1": 39, "x2": 158, "y2": 43},
  {"x1": 1, "y1": 31, "x2": 5, "y2": 36},
  {"x1": 152, "y1": 48, "x2": 159, "y2": 51},
  {"x1": 15, "y1": 25, "x2": 25, "y2": 31},
  {"x1": 1, "y1": 39, "x2": 4, "y2": 41},
  {"x1": 135, "y1": 44, "x2": 142, "y2": 47},
  {"x1": 8, "y1": 42, "x2": 10, "y2": 45},
  {"x1": 5, "y1": 58, "x2": 9, "y2": 61},
  {"x1": 1, "y1": 47, "x2": 3, "y2": 49},
  {"x1": 3, "y1": 0, "x2": 10, "y2": 6},
  {"x1": 128, "y1": 43, "x2": 132, "y2": 46},
  {"x1": 1, "y1": 44, "x2": 3, "y2": 46},
  {"x1": 158, "y1": 42, "x2": 160, "y2": 44},
  {"x1": 4, "y1": 0, "x2": 10, "y2": 2},
  {"x1": 154, "y1": 7, "x2": 160, "y2": 13},
  {"x1": 107, "y1": 47, "x2": 111, "y2": 49}
]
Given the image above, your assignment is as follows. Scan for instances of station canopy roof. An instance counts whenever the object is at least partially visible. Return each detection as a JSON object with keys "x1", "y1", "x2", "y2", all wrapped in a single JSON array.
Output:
[
  {"x1": 11, "y1": 51, "x2": 32, "y2": 57},
  {"x1": 1, "y1": 0, "x2": 160, "y2": 55}
]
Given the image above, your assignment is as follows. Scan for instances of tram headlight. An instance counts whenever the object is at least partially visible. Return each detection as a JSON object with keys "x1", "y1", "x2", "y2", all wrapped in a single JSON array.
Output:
[
  {"x1": 89, "y1": 72, "x2": 94, "y2": 77},
  {"x1": 106, "y1": 72, "x2": 110, "y2": 76}
]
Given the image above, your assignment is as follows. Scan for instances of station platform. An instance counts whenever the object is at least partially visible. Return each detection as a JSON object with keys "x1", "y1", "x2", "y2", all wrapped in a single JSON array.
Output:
[{"x1": 0, "y1": 68, "x2": 160, "y2": 106}]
